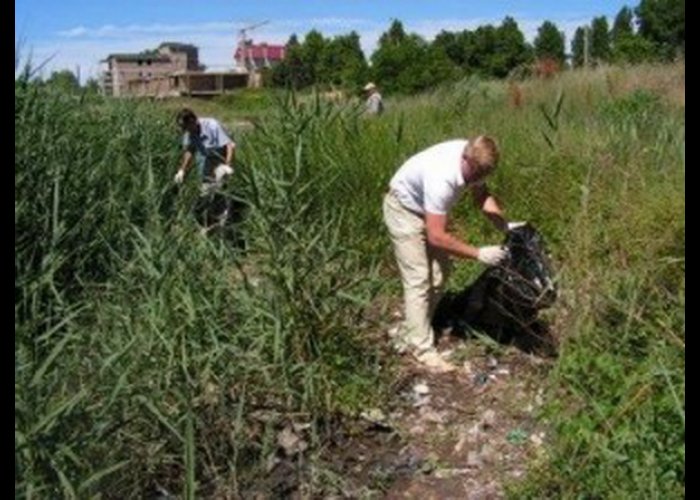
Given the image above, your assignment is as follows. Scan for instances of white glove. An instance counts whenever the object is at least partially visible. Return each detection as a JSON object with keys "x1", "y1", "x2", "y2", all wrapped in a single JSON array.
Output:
[
  {"x1": 214, "y1": 164, "x2": 234, "y2": 183},
  {"x1": 478, "y1": 245, "x2": 508, "y2": 266},
  {"x1": 507, "y1": 221, "x2": 527, "y2": 231},
  {"x1": 174, "y1": 169, "x2": 186, "y2": 184}
]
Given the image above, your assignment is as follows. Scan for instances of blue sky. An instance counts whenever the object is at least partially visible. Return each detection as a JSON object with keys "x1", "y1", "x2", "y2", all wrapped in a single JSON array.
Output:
[{"x1": 16, "y1": 0, "x2": 634, "y2": 82}]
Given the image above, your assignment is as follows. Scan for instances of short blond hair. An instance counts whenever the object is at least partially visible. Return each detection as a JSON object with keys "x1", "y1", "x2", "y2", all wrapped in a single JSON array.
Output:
[{"x1": 466, "y1": 135, "x2": 499, "y2": 175}]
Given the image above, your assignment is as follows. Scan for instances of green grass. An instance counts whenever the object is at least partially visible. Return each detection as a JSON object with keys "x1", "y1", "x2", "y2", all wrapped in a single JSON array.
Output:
[{"x1": 16, "y1": 62, "x2": 684, "y2": 497}]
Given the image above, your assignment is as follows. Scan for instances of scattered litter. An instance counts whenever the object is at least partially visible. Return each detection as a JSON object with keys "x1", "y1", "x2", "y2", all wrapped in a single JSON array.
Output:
[
  {"x1": 360, "y1": 408, "x2": 389, "y2": 428},
  {"x1": 467, "y1": 423, "x2": 482, "y2": 444},
  {"x1": 479, "y1": 443, "x2": 497, "y2": 464},
  {"x1": 506, "y1": 428, "x2": 528, "y2": 445},
  {"x1": 529, "y1": 431, "x2": 546, "y2": 447},
  {"x1": 435, "y1": 467, "x2": 470, "y2": 479},
  {"x1": 419, "y1": 407, "x2": 446, "y2": 424},
  {"x1": 481, "y1": 409, "x2": 496, "y2": 428},
  {"x1": 152, "y1": 484, "x2": 177, "y2": 500},
  {"x1": 266, "y1": 452, "x2": 280, "y2": 472},
  {"x1": 413, "y1": 382, "x2": 430, "y2": 395},
  {"x1": 292, "y1": 421, "x2": 311, "y2": 433},
  {"x1": 530, "y1": 433, "x2": 544, "y2": 447},
  {"x1": 409, "y1": 424, "x2": 426, "y2": 435},
  {"x1": 467, "y1": 450, "x2": 483, "y2": 468},
  {"x1": 277, "y1": 426, "x2": 308, "y2": 456},
  {"x1": 454, "y1": 433, "x2": 468, "y2": 454}
]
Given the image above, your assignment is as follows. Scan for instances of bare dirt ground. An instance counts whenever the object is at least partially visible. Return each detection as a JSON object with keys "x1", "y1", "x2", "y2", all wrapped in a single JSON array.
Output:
[
  {"x1": 314, "y1": 331, "x2": 556, "y2": 500},
  {"x1": 233, "y1": 301, "x2": 558, "y2": 500}
]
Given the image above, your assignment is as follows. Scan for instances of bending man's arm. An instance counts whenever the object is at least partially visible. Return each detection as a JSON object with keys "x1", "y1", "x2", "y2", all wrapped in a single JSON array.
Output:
[
  {"x1": 425, "y1": 212, "x2": 480, "y2": 260},
  {"x1": 179, "y1": 150, "x2": 193, "y2": 173},
  {"x1": 174, "y1": 150, "x2": 194, "y2": 183},
  {"x1": 224, "y1": 142, "x2": 235, "y2": 166},
  {"x1": 471, "y1": 183, "x2": 507, "y2": 232}
]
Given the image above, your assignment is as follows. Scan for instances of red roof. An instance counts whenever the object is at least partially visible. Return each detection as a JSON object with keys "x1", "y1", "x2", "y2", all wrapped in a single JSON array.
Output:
[{"x1": 234, "y1": 44, "x2": 286, "y2": 61}]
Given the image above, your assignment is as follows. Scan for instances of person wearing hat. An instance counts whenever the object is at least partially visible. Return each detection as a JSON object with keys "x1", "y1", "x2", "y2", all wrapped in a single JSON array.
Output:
[
  {"x1": 383, "y1": 135, "x2": 525, "y2": 370},
  {"x1": 363, "y1": 82, "x2": 384, "y2": 115}
]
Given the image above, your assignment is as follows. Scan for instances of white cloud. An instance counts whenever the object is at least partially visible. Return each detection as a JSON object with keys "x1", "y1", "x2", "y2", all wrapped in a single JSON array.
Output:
[
  {"x1": 56, "y1": 18, "x2": 376, "y2": 39},
  {"x1": 27, "y1": 15, "x2": 597, "y2": 83},
  {"x1": 58, "y1": 26, "x2": 88, "y2": 37},
  {"x1": 58, "y1": 22, "x2": 235, "y2": 38}
]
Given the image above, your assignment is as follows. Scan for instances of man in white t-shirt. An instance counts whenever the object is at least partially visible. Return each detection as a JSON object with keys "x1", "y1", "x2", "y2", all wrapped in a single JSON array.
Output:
[
  {"x1": 383, "y1": 136, "x2": 524, "y2": 369},
  {"x1": 174, "y1": 108, "x2": 236, "y2": 232}
]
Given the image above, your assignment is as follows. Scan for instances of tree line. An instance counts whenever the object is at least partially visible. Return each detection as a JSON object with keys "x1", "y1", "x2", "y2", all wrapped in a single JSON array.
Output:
[{"x1": 269, "y1": 0, "x2": 684, "y2": 94}]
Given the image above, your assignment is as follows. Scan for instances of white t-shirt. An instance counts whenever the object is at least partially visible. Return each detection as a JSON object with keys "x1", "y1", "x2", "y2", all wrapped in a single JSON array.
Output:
[
  {"x1": 389, "y1": 140, "x2": 471, "y2": 215},
  {"x1": 183, "y1": 118, "x2": 234, "y2": 152},
  {"x1": 366, "y1": 92, "x2": 384, "y2": 114},
  {"x1": 183, "y1": 118, "x2": 235, "y2": 179}
]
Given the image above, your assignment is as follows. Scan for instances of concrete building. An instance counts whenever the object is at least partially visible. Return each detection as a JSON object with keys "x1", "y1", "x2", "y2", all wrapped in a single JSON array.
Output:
[
  {"x1": 234, "y1": 42, "x2": 286, "y2": 72},
  {"x1": 101, "y1": 42, "x2": 204, "y2": 97},
  {"x1": 100, "y1": 42, "x2": 248, "y2": 97},
  {"x1": 125, "y1": 71, "x2": 248, "y2": 98}
]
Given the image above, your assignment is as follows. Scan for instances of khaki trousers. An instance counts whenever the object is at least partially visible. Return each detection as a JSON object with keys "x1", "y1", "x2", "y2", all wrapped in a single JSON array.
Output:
[{"x1": 383, "y1": 192, "x2": 451, "y2": 351}]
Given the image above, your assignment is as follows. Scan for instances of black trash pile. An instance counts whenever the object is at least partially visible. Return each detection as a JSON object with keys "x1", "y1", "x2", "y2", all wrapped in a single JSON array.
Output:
[{"x1": 433, "y1": 223, "x2": 557, "y2": 340}]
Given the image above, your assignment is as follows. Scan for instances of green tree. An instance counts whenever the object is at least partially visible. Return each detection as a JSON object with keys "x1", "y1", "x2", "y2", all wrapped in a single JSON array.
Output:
[
  {"x1": 433, "y1": 30, "x2": 465, "y2": 68},
  {"x1": 571, "y1": 27, "x2": 586, "y2": 68},
  {"x1": 371, "y1": 20, "x2": 457, "y2": 94},
  {"x1": 45, "y1": 69, "x2": 80, "y2": 93},
  {"x1": 534, "y1": 21, "x2": 566, "y2": 64},
  {"x1": 83, "y1": 77, "x2": 100, "y2": 95},
  {"x1": 380, "y1": 19, "x2": 408, "y2": 46},
  {"x1": 590, "y1": 16, "x2": 611, "y2": 63},
  {"x1": 319, "y1": 31, "x2": 369, "y2": 88},
  {"x1": 370, "y1": 20, "x2": 411, "y2": 93},
  {"x1": 610, "y1": 6, "x2": 658, "y2": 64},
  {"x1": 636, "y1": 0, "x2": 684, "y2": 59},
  {"x1": 612, "y1": 33, "x2": 659, "y2": 63},
  {"x1": 468, "y1": 25, "x2": 498, "y2": 75},
  {"x1": 301, "y1": 29, "x2": 327, "y2": 84},
  {"x1": 271, "y1": 34, "x2": 313, "y2": 89},
  {"x1": 423, "y1": 44, "x2": 460, "y2": 86},
  {"x1": 492, "y1": 17, "x2": 533, "y2": 77},
  {"x1": 612, "y1": 6, "x2": 635, "y2": 42},
  {"x1": 433, "y1": 29, "x2": 478, "y2": 76}
]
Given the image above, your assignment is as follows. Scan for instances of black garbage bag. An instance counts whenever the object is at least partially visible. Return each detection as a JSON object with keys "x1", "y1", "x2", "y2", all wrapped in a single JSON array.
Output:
[{"x1": 433, "y1": 223, "x2": 557, "y2": 339}]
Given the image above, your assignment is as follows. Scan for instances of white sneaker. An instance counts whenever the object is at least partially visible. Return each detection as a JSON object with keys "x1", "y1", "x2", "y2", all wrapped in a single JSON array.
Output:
[
  {"x1": 414, "y1": 349, "x2": 456, "y2": 373},
  {"x1": 387, "y1": 325, "x2": 400, "y2": 338},
  {"x1": 391, "y1": 337, "x2": 410, "y2": 354}
]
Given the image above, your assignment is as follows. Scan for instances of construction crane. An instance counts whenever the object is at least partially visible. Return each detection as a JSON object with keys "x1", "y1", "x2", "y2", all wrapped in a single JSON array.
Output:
[{"x1": 236, "y1": 20, "x2": 270, "y2": 72}]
